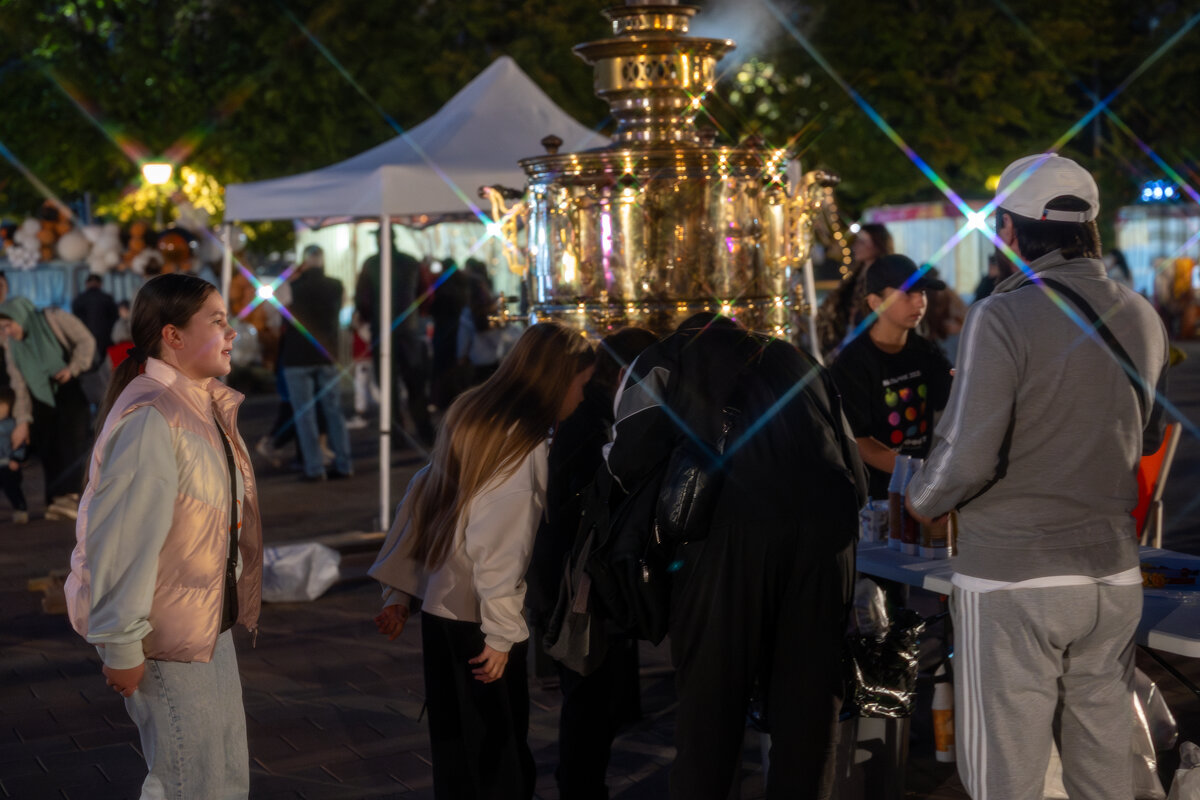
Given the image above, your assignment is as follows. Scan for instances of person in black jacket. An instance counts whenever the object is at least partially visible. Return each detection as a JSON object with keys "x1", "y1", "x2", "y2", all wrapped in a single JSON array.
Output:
[
  {"x1": 71, "y1": 273, "x2": 119, "y2": 409},
  {"x1": 281, "y1": 245, "x2": 353, "y2": 481},
  {"x1": 355, "y1": 233, "x2": 434, "y2": 446},
  {"x1": 605, "y1": 314, "x2": 866, "y2": 800},
  {"x1": 527, "y1": 326, "x2": 658, "y2": 800}
]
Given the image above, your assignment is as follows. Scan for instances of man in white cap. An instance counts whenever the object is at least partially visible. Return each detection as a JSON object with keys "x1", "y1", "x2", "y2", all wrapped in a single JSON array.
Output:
[{"x1": 906, "y1": 153, "x2": 1169, "y2": 799}]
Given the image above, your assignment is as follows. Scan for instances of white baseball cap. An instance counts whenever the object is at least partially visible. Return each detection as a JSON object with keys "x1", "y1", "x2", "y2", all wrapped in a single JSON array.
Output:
[{"x1": 995, "y1": 153, "x2": 1100, "y2": 223}]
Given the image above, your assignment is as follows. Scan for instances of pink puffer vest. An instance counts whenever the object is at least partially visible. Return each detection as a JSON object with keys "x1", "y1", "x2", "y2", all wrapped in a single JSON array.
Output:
[{"x1": 65, "y1": 358, "x2": 263, "y2": 663}]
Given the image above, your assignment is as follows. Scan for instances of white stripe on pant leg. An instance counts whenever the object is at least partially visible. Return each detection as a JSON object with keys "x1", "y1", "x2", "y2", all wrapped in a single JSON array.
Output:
[
  {"x1": 965, "y1": 589, "x2": 979, "y2": 799},
  {"x1": 957, "y1": 589, "x2": 975, "y2": 798},
  {"x1": 957, "y1": 590, "x2": 972, "y2": 796},
  {"x1": 974, "y1": 590, "x2": 988, "y2": 800},
  {"x1": 969, "y1": 590, "x2": 987, "y2": 800}
]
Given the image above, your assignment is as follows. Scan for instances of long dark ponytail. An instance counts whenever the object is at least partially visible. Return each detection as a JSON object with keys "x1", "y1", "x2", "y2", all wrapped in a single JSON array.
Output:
[{"x1": 95, "y1": 274, "x2": 218, "y2": 428}]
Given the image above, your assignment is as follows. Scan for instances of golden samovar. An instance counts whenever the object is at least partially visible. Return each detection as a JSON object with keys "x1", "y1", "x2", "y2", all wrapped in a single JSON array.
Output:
[{"x1": 491, "y1": 0, "x2": 834, "y2": 338}]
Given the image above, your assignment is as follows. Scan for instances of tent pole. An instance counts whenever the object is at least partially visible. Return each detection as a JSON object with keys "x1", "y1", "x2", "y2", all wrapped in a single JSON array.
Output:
[
  {"x1": 379, "y1": 216, "x2": 393, "y2": 531},
  {"x1": 802, "y1": 256, "x2": 822, "y2": 365},
  {"x1": 221, "y1": 224, "x2": 234, "y2": 311}
]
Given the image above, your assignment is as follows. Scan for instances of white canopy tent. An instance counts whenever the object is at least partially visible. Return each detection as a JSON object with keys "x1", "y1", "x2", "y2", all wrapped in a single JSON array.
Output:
[
  {"x1": 225, "y1": 55, "x2": 608, "y2": 222},
  {"x1": 222, "y1": 55, "x2": 610, "y2": 528}
]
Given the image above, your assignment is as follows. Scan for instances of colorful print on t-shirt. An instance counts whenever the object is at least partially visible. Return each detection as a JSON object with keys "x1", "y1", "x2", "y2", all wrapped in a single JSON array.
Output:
[
  {"x1": 882, "y1": 371, "x2": 932, "y2": 449},
  {"x1": 829, "y1": 332, "x2": 954, "y2": 498}
]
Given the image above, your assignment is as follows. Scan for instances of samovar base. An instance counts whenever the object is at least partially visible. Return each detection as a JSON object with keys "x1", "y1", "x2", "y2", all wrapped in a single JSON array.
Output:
[{"x1": 530, "y1": 297, "x2": 794, "y2": 339}]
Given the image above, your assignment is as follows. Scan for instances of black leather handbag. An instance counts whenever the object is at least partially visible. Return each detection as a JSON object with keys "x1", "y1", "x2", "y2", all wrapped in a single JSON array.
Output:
[{"x1": 655, "y1": 408, "x2": 736, "y2": 543}]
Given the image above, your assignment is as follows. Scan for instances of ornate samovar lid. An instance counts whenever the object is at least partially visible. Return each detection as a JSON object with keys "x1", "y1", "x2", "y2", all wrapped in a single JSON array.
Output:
[{"x1": 573, "y1": 0, "x2": 735, "y2": 147}]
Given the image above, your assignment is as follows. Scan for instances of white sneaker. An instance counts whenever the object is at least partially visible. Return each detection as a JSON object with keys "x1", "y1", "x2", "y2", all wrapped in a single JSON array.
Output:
[
  {"x1": 45, "y1": 499, "x2": 78, "y2": 522},
  {"x1": 345, "y1": 415, "x2": 369, "y2": 431},
  {"x1": 255, "y1": 436, "x2": 283, "y2": 468}
]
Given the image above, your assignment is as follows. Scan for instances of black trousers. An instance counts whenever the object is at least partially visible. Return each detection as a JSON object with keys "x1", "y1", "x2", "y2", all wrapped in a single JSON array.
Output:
[
  {"x1": 421, "y1": 613, "x2": 534, "y2": 800},
  {"x1": 555, "y1": 636, "x2": 642, "y2": 800},
  {"x1": 374, "y1": 336, "x2": 434, "y2": 445},
  {"x1": 668, "y1": 523, "x2": 855, "y2": 800},
  {"x1": 31, "y1": 379, "x2": 91, "y2": 504},
  {"x1": 0, "y1": 466, "x2": 26, "y2": 511}
]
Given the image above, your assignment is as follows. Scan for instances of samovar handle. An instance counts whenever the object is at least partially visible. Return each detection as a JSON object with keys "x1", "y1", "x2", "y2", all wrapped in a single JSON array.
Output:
[
  {"x1": 785, "y1": 170, "x2": 841, "y2": 346},
  {"x1": 786, "y1": 169, "x2": 840, "y2": 265},
  {"x1": 479, "y1": 185, "x2": 530, "y2": 280}
]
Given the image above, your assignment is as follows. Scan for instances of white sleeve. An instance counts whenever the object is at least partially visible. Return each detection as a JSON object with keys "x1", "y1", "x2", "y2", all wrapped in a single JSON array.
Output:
[
  {"x1": 84, "y1": 407, "x2": 179, "y2": 668},
  {"x1": 463, "y1": 455, "x2": 545, "y2": 652}
]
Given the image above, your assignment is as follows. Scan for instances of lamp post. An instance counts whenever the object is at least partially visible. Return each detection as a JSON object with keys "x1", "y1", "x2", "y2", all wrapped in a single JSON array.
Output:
[{"x1": 141, "y1": 162, "x2": 173, "y2": 229}]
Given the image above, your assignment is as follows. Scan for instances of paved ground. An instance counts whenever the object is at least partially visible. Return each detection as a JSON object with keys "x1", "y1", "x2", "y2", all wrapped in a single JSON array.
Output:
[{"x1": 3, "y1": 340, "x2": 1200, "y2": 799}]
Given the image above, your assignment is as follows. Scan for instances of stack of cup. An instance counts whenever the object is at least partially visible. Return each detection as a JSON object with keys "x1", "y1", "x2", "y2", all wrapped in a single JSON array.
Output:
[
  {"x1": 887, "y1": 455, "x2": 922, "y2": 555},
  {"x1": 859, "y1": 499, "x2": 890, "y2": 543},
  {"x1": 920, "y1": 510, "x2": 956, "y2": 558}
]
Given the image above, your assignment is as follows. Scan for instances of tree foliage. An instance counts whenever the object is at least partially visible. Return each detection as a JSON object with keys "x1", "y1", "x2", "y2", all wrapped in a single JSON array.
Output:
[
  {"x1": 1, "y1": 0, "x2": 1197, "y2": 245},
  {"x1": 713, "y1": 0, "x2": 1200, "y2": 223},
  {"x1": 0, "y1": 0, "x2": 609, "y2": 223}
]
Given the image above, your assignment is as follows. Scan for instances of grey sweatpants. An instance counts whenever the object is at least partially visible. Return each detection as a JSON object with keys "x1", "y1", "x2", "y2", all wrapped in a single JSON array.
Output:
[{"x1": 952, "y1": 582, "x2": 1140, "y2": 800}]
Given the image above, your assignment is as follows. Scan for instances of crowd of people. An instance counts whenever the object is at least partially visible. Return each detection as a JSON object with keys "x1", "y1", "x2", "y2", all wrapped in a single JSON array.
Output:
[{"x1": 2, "y1": 153, "x2": 1176, "y2": 800}]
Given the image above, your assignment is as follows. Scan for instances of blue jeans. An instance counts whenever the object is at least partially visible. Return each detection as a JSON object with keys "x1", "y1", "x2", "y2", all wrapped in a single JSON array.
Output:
[
  {"x1": 123, "y1": 630, "x2": 249, "y2": 799},
  {"x1": 283, "y1": 365, "x2": 353, "y2": 478}
]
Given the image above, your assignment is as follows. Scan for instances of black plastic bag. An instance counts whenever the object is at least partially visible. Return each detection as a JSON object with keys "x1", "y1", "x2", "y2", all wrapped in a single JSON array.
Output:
[{"x1": 843, "y1": 584, "x2": 926, "y2": 719}]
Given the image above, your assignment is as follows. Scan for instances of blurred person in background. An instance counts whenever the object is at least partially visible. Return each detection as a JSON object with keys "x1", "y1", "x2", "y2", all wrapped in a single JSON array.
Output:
[
  {"x1": 430, "y1": 257, "x2": 471, "y2": 410},
  {"x1": 72, "y1": 273, "x2": 119, "y2": 413},
  {"x1": 816, "y1": 222, "x2": 894, "y2": 359},
  {"x1": 0, "y1": 295, "x2": 95, "y2": 520},
  {"x1": 356, "y1": 230, "x2": 435, "y2": 446},
  {"x1": 973, "y1": 251, "x2": 1018, "y2": 303},
  {"x1": 920, "y1": 267, "x2": 968, "y2": 364},
  {"x1": 280, "y1": 244, "x2": 352, "y2": 482},
  {"x1": 0, "y1": 385, "x2": 28, "y2": 524},
  {"x1": 527, "y1": 326, "x2": 658, "y2": 800},
  {"x1": 0, "y1": 271, "x2": 10, "y2": 394}
]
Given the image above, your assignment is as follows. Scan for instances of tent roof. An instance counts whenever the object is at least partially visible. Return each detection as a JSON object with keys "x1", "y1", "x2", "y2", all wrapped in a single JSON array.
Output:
[{"x1": 225, "y1": 56, "x2": 609, "y2": 222}]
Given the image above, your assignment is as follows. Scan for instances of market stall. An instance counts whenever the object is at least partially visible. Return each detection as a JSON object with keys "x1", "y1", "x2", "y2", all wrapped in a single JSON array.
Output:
[{"x1": 224, "y1": 55, "x2": 609, "y2": 529}]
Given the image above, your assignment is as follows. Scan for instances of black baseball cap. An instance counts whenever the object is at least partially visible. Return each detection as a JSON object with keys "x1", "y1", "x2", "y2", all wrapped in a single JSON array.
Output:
[{"x1": 864, "y1": 254, "x2": 946, "y2": 295}]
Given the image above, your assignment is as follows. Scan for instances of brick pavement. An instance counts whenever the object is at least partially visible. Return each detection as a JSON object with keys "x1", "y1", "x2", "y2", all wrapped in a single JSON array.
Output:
[{"x1": 3, "y1": 344, "x2": 1200, "y2": 798}]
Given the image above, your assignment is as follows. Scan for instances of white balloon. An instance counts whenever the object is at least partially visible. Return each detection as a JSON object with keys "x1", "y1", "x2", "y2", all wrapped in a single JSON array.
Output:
[
  {"x1": 10, "y1": 245, "x2": 39, "y2": 270},
  {"x1": 195, "y1": 233, "x2": 222, "y2": 264},
  {"x1": 130, "y1": 249, "x2": 162, "y2": 276},
  {"x1": 87, "y1": 223, "x2": 124, "y2": 275},
  {"x1": 56, "y1": 230, "x2": 91, "y2": 262},
  {"x1": 15, "y1": 218, "x2": 41, "y2": 248}
]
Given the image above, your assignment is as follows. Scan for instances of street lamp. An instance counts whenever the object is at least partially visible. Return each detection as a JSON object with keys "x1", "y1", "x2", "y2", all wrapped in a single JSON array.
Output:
[{"x1": 141, "y1": 162, "x2": 173, "y2": 229}]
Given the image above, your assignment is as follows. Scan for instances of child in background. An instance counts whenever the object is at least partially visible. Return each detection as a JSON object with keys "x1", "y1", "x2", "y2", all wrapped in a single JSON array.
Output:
[
  {"x1": 830, "y1": 254, "x2": 954, "y2": 501},
  {"x1": 346, "y1": 311, "x2": 377, "y2": 430},
  {"x1": 0, "y1": 386, "x2": 28, "y2": 523}
]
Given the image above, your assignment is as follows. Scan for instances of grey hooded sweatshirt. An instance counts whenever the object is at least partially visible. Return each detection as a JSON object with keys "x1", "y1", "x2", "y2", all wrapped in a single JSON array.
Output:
[{"x1": 907, "y1": 250, "x2": 1169, "y2": 582}]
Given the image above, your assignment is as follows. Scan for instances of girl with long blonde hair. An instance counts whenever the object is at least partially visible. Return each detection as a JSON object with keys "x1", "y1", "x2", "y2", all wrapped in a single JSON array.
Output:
[{"x1": 370, "y1": 321, "x2": 595, "y2": 800}]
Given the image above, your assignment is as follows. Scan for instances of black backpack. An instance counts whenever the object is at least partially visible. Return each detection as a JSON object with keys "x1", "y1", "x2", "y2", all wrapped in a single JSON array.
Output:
[{"x1": 541, "y1": 459, "x2": 674, "y2": 674}]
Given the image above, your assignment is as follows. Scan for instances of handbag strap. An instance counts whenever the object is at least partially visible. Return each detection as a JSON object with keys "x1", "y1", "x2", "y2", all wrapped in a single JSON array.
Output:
[
  {"x1": 956, "y1": 275, "x2": 1144, "y2": 511},
  {"x1": 215, "y1": 414, "x2": 240, "y2": 631},
  {"x1": 1021, "y1": 277, "x2": 1147, "y2": 423}
]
